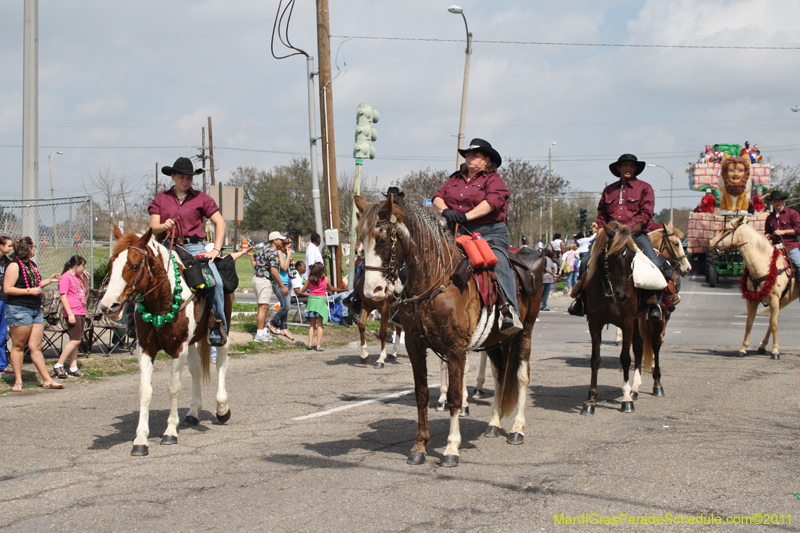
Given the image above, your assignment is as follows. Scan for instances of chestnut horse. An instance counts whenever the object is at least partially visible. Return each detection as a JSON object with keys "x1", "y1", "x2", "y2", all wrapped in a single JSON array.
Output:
[
  {"x1": 355, "y1": 194, "x2": 542, "y2": 467},
  {"x1": 99, "y1": 228, "x2": 233, "y2": 456}
]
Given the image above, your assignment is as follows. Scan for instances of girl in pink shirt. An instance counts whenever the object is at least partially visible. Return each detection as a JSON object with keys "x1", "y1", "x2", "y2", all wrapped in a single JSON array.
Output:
[
  {"x1": 54, "y1": 256, "x2": 88, "y2": 379},
  {"x1": 301, "y1": 263, "x2": 330, "y2": 351}
]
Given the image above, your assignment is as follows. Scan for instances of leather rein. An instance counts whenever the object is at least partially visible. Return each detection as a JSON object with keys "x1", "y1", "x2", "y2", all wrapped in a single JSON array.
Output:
[
  {"x1": 658, "y1": 226, "x2": 687, "y2": 269},
  {"x1": 601, "y1": 242, "x2": 634, "y2": 298}
]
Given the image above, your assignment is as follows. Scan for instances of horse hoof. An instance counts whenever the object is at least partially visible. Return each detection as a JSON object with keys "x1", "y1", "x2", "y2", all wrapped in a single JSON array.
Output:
[
  {"x1": 407, "y1": 452, "x2": 426, "y2": 465},
  {"x1": 580, "y1": 403, "x2": 595, "y2": 415},
  {"x1": 620, "y1": 401, "x2": 634, "y2": 413},
  {"x1": 360, "y1": 357, "x2": 369, "y2": 366},
  {"x1": 160, "y1": 435, "x2": 178, "y2": 446},
  {"x1": 507, "y1": 432, "x2": 524, "y2": 445},
  {"x1": 460, "y1": 406, "x2": 469, "y2": 417},
  {"x1": 183, "y1": 415, "x2": 199, "y2": 426},
  {"x1": 653, "y1": 386, "x2": 665, "y2": 397},
  {"x1": 386, "y1": 354, "x2": 397, "y2": 361},
  {"x1": 472, "y1": 388, "x2": 485, "y2": 400},
  {"x1": 771, "y1": 353, "x2": 780, "y2": 360},
  {"x1": 736, "y1": 351, "x2": 747, "y2": 357},
  {"x1": 757, "y1": 347, "x2": 766, "y2": 355},
  {"x1": 216, "y1": 409, "x2": 231, "y2": 424},
  {"x1": 630, "y1": 391, "x2": 639, "y2": 401},
  {"x1": 440, "y1": 455, "x2": 459, "y2": 467},
  {"x1": 374, "y1": 361, "x2": 385, "y2": 369},
  {"x1": 130, "y1": 445, "x2": 149, "y2": 456},
  {"x1": 484, "y1": 425, "x2": 501, "y2": 438},
  {"x1": 436, "y1": 400, "x2": 446, "y2": 411}
]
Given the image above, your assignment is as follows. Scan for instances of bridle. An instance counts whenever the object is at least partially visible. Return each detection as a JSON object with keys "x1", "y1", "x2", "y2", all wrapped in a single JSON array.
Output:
[
  {"x1": 602, "y1": 242, "x2": 634, "y2": 299},
  {"x1": 658, "y1": 226, "x2": 687, "y2": 270},
  {"x1": 712, "y1": 223, "x2": 748, "y2": 253},
  {"x1": 363, "y1": 214, "x2": 401, "y2": 284}
]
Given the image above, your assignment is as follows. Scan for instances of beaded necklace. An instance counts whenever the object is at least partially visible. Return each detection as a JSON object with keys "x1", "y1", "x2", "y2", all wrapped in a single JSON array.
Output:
[
  {"x1": 70, "y1": 270, "x2": 86, "y2": 305},
  {"x1": 16, "y1": 258, "x2": 41, "y2": 289},
  {"x1": 134, "y1": 252, "x2": 183, "y2": 329}
]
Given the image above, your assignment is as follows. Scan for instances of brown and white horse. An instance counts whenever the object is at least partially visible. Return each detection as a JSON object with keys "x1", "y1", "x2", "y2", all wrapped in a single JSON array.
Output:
[
  {"x1": 99, "y1": 228, "x2": 233, "y2": 456},
  {"x1": 709, "y1": 216, "x2": 799, "y2": 358},
  {"x1": 353, "y1": 275, "x2": 403, "y2": 368},
  {"x1": 355, "y1": 194, "x2": 542, "y2": 467}
]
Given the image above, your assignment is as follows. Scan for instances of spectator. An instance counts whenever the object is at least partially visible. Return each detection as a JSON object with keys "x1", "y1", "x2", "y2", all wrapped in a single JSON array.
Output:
[
  {"x1": 750, "y1": 145, "x2": 762, "y2": 163},
  {"x1": 739, "y1": 141, "x2": 752, "y2": 157},
  {"x1": 0, "y1": 236, "x2": 12, "y2": 374},
  {"x1": 752, "y1": 193, "x2": 765, "y2": 213},
  {"x1": 305, "y1": 232, "x2": 324, "y2": 266},
  {"x1": 301, "y1": 263, "x2": 330, "y2": 351},
  {"x1": 250, "y1": 241, "x2": 277, "y2": 343},
  {"x1": 550, "y1": 233, "x2": 563, "y2": 268},
  {"x1": 576, "y1": 231, "x2": 594, "y2": 261},
  {"x1": 267, "y1": 232, "x2": 294, "y2": 341},
  {"x1": 53, "y1": 256, "x2": 88, "y2": 379},
  {"x1": 3, "y1": 237, "x2": 62, "y2": 391},
  {"x1": 712, "y1": 144, "x2": 724, "y2": 163},
  {"x1": 561, "y1": 244, "x2": 579, "y2": 292},
  {"x1": 540, "y1": 248, "x2": 557, "y2": 312},
  {"x1": 291, "y1": 261, "x2": 308, "y2": 296},
  {"x1": 536, "y1": 239, "x2": 544, "y2": 252}
]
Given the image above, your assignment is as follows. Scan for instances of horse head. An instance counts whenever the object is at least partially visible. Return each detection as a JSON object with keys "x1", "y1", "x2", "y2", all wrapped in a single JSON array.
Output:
[
  {"x1": 596, "y1": 221, "x2": 637, "y2": 303},
  {"x1": 654, "y1": 221, "x2": 692, "y2": 276},
  {"x1": 355, "y1": 193, "x2": 409, "y2": 300},
  {"x1": 99, "y1": 227, "x2": 156, "y2": 319},
  {"x1": 709, "y1": 215, "x2": 747, "y2": 253}
]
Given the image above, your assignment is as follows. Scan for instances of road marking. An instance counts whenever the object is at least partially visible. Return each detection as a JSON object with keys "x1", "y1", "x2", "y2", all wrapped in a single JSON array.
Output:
[
  {"x1": 293, "y1": 383, "x2": 442, "y2": 421},
  {"x1": 680, "y1": 291, "x2": 740, "y2": 295}
]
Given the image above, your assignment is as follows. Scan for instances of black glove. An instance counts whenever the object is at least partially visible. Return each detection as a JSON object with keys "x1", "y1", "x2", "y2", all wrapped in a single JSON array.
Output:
[{"x1": 442, "y1": 209, "x2": 468, "y2": 224}]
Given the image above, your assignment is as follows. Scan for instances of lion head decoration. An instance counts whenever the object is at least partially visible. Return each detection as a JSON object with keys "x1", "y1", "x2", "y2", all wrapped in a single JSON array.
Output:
[{"x1": 718, "y1": 156, "x2": 751, "y2": 212}]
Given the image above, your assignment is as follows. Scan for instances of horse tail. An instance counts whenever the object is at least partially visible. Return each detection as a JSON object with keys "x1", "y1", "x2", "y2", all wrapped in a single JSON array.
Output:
[
  {"x1": 492, "y1": 342, "x2": 522, "y2": 419},
  {"x1": 197, "y1": 335, "x2": 211, "y2": 382},
  {"x1": 639, "y1": 317, "x2": 654, "y2": 373}
]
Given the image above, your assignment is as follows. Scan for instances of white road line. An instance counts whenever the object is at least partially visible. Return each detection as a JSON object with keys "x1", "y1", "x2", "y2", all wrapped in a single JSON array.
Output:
[
  {"x1": 293, "y1": 383, "x2": 442, "y2": 421},
  {"x1": 680, "y1": 291, "x2": 741, "y2": 295}
]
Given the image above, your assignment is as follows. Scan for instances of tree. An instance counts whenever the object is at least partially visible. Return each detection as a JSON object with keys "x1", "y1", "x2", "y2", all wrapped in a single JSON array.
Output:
[
  {"x1": 394, "y1": 167, "x2": 451, "y2": 203},
  {"x1": 770, "y1": 163, "x2": 800, "y2": 209},
  {"x1": 654, "y1": 208, "x2": 692, "y2": 235},
  {"x1": 337, "y1": 168, "x2": 381, "y2": 243},
  {"x1": 551, "y1": 191, "x2": 598, "y2": 240},
  {"x1": 84, "y1": 167, "x2": 141, "y2": 238},
  {"x1": 503, "y1": 159, "x2": 569, "y2": 246}
]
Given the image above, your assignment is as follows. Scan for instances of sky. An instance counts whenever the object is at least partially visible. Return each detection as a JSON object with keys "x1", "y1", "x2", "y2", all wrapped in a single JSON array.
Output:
[{"x1": 2, "y1": 0, "x2": 800, "y2": 215}]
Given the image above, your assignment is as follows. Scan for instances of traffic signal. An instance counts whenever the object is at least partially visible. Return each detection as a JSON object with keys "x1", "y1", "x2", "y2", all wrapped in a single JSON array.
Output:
[
  {"x1": 579, "y1": 208, "x2": 587, "y2": 228},
  {"x1": 353, "y1": 103, "x2": 379, "y2": 159}
]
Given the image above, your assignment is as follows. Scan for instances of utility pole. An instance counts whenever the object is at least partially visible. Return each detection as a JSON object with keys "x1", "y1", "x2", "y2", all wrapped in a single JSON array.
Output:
[
  {"x1": 155, "y1": 162, "x2": 158, "y2": 194},
  {"x1": 316, "y1": 0, "x2": 341, "y2": 287},
  {"x1": 548, "y1": 141, "x2": 556, "y2": 243},
  {"x1": 201, "y1": 127, "x2": 207, "y2": 193},
  {"x1": 22, "y1": 0, "x2": 39, "y2": 241},
  {"x1": 208, "y1": 116, "x2": 216, "y2": 186},
  {"x1": 306, "y1": 56, "x2": 325, "y2": 242}
]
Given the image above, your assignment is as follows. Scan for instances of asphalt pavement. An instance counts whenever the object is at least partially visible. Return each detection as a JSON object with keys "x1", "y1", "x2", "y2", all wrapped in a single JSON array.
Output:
[{"x1": 2, "y1": 271, "x2": 800, "y2": 532}]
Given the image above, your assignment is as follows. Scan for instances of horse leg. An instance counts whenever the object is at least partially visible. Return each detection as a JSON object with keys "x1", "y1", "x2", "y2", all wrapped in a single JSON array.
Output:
[
  {"x1": 508, "y1": 346, "x2": 530, "y2": 444},
  {"x1": 442, "y1": 352, "x2": 467, "y2": 467},
  {"x1": 374, "y1": 313, "x2": 389, "y2": 369},
  {"x1": 184, "y1": 343, "x2": 203, "y2": 426},
  {"x1": 740, "y1": 299, "x2": 758, "y2": 356},
  {"x1": 581, "y1": 321, "x2": 603, "y2": 415},
  {"x1": 652, "y1": 319, "x2": 665, "y2": 396},
  {"x1": 358, "y1": 308, "x2": 369, "y2": 365},
  {"x1": 484, "y1": 356, "x2": 503, "y2": 435},
  {"x1": 619, "y1": 322, "x2": 635, "y2": 413},
  {"x1": 615, "y1": 327, "x2": 623, "y2": 346},
  {"x1": 472, "y1": 351, "x2": 488, "y2": 399},
  {"x1": 390, "y1": 324, "x2": 401, "y2": 356},
  {"x1": 763, "y1": 297, "x2": 781, "y2": 359},
  {"x1": 161, "y1": 350, "x2": 187, "y2": 445},
  {"x1": 406, "y1": 336, "x2": 430, "y2": 465},
  {"x1": 131, "y1": 348, "x2": 155, "y2": 456},
  {"x1": 436, "y1": 360, "x2": 448, "y2": 411},
  {"x1": 460, "y1": 358, "x2": 470, "y2": 416},
  {"x1": 630, "y1": 319, "x2": 644, "y2": 400}
]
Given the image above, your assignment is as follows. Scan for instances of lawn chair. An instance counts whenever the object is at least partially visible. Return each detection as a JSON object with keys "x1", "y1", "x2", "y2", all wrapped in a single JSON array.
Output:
[
  {"x1": 290, "y1": 292, "x2": 308, "y2": 324},
  {"x1": 85, "y1": 289, "x2": 135, "y2": 356},
  {"x1": 40, "y1": 289, "x2": 68, "y2": 356}
]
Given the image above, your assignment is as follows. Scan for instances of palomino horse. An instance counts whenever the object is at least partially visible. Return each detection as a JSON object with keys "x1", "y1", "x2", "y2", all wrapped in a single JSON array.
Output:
[
  {"x1": 99, "y1": 228, "x2": 233, "y2": 456},
  {"x1": 709, "y1": 216, "x2": 799, "y2": 359},
  {"x1": 353, "y1": 274, "x2": 403, "y2": 368},
  {"x1": 355, "y1": 194, "x2": 542, "y2": 467}
]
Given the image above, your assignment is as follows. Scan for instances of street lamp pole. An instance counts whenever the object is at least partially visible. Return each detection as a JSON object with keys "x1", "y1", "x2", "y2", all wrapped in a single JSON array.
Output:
[
  {"x1": 48, "y1": 150, "x2": 63, "y2": 247},
  {"x1": 548, "y1": 141, "x2": 556, "y2": 243},
  {"x1": 648, "y1": 164, "x2": 673, "y2": 223},
  {"x1": 449, "y1": 5, "x2": 472, "y2": 171}
]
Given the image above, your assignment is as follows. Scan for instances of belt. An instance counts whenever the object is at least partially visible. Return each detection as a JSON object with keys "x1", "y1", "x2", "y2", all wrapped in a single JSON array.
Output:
[{"x1": 159, "y1": 237, "x2": 203, "y2": 245}]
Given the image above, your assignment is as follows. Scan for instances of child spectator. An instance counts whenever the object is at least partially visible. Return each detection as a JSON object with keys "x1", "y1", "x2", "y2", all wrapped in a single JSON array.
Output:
[
  {"x1": 53, "y1": 256, "x2": 88, "y2": 379},
  {"x1": 302, "y1": 263, "x2": 330, "y2": 351}
]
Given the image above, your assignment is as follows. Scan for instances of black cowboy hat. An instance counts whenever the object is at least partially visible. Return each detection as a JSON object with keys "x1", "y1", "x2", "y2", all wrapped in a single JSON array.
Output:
[
  {"x1": 161, "y1": 157, "x2": 203, "y2": 176},
  {"x1": 458, "y1": 138, "x2": 502, "y2": 168},
  {"x1": 766, "y1": 190, "x2": 789, "y2": 201},
  {"x1": 609, "y1": 153, "x2": 646, "y2": 177},
  {"x1": 382, "y1": 186, "x2": 405, "y2": 198}
]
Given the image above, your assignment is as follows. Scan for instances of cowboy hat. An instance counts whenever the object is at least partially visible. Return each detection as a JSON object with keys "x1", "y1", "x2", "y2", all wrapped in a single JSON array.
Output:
[
  {"x1": 609, "y1": 153, "x2": 646, "y2": 177},
  {"x1": 268, "y1": 231, "x2": 287, "y2": 242},
  {"x1": 161, "y1": 157, "x2": 203, "y2": 176},
  {"x1": 457, "y1": 138, "x2": 502, "y2": 168},
  {"x1": 766, "y1": 190, "x2": 789, "y2": 201},
  {"x1": 382, "y1": 186, "x2": 405, "y2": 198}
]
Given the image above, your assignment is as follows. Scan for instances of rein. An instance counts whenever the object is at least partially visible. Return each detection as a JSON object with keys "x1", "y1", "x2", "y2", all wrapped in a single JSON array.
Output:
[
  {"x1": 713, "y1": 223, "x2": 749, "y2": 253},
  {"x1": 658, "y1": 226, "x2": 687, "y2": 267},
  {"x1": 601, "y1": 242, "x2": 633, "y2": 298}
]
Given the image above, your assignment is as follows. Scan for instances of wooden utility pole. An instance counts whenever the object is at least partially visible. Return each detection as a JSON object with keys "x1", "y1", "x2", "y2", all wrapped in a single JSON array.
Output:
[
  {"x1": 201, "y1": 127, "x2": 207, "y2": 193},
  {"x1": 208, "y1": 116, "x2": 216, "y2": 186},
  {"x1": 316, "y1": 0, "x2": 341, "y2": 287}
]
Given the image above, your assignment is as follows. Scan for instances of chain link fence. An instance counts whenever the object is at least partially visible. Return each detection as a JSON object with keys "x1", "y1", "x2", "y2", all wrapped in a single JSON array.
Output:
[{"x1": 0, "y1": 196, "x2": 95, "y2": 287}]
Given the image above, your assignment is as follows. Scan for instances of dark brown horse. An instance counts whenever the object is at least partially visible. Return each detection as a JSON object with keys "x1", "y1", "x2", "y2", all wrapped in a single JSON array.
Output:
[
  {"x1": 355, "y1": 194, "x2": 542, "y2": 467},
  {"x1": 353, "y1": 274, "x2": 403, "y2": 368},
  {"x1": 99, "y1": 228, "x2": 233, "y2": 456}
]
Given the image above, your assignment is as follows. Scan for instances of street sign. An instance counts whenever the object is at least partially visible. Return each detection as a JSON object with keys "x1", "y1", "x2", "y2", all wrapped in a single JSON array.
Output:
[{"x1": 423, "y1": 199, "x2": 433, "y2": 206}]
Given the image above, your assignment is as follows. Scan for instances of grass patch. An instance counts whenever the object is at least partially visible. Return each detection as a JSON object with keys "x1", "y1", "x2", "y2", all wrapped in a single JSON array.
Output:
[{"x1": 231, "y1": 301, "x2": 257, "y2": 313}]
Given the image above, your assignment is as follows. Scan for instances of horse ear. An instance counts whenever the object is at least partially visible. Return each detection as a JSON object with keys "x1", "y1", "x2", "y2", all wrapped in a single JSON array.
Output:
[
  {"x1": 113, "y1": 225, "x2": 123, "y2": 239},
  {"x1": 732, "y1": 216, "x2": 746, "y2": 227},
  {"x1": 354, "y1": 195, "x2": 369, "y2": 214},
  {"x1": 379, "y1": 194, "x2": 394, "y2": 218},
  {"x1": 603, "y1": 223, "x2": 616, "y2": 240},
  {"x1": 632, "y1": 221, "x2": 644, "y2": 236},
  {"x1": 138, "y1": 228, "x2": 153, "y2": 246}
]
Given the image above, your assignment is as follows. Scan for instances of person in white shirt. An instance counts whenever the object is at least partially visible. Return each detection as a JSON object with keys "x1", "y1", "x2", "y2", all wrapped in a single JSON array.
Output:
[
  {"x1": 291, "y1": 261, "x2": 309, "y2": 296},
  {"x1": 549, "y1": 233, "x2": 563, "y2": 268},
  {"x1": 305, "y1": 233, "x2": 324, "y2": 266}
]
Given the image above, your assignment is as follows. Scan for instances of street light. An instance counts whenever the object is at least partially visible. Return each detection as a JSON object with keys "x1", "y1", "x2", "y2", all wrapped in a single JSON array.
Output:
[
  {"x1": 648, "y1": 163, "x2": 673, "y2": 223},
  {"x1": 449, "y1": 5, "x2": 472, "y2": 171},
  {"x1": 548, "y1": 141, "x2": 556, "y2": 243},
  {"x1": 48, "y1": 150, "x2": 63, "y2": 247},
  {"x1": 791, "y1": 106, "x2": 800, "y2": 112}
]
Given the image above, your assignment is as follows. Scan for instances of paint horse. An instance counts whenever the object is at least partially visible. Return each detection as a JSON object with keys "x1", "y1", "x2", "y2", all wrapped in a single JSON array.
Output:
[
  {"x1": 353, "y1": 274, "x2": 403, "y2": 369},
  {"x1": 709, "y1": 216, "x2": 799, "y2": 359},
  {"x1": 355, "y1": 194, "x2": 543, "y2": 467},
  {"x1": 99, "y1": 227, "x2": 233, "y2": 456}
]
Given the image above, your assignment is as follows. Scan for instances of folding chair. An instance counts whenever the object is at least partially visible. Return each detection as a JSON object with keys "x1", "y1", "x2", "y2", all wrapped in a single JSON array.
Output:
[
  {"x1": 40, "y1": 289, "x2": 68, "y2": 356},
  {"x1": 87, "y1": 297, "x2": 135, "y2": 356},
  {"x1": 290, "y1": 292, "x2": 308, "y2": 324}
]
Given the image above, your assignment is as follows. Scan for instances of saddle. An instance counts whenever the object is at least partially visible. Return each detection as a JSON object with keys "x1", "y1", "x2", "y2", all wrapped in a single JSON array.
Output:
[{"x1": 509, "y1": 249, "x2": 544, "y2": 296}]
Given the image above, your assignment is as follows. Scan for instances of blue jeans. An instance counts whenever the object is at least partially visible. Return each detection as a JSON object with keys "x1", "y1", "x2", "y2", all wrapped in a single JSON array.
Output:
[
  {"x1": 270, "y1": 280, "x2": 291, "y2": 330},
  {"x1": 461, "y1": 222, "x2": 519, "y2": 314},
  {"x1": 182, "y1": 243, "x2": 227, "y2": 333},
  {"x1": 0, "y1": 300, "x2": 7, "y2": 370},
  {"x1": 541, "y1": 282, "x2": 552, "y2": 309},
  {"x1": 788, "y1": 247, "x2": 800, "y2": 275},
  {"x1": 566, "y1": 271, "x2": 578, "y2": 290}
]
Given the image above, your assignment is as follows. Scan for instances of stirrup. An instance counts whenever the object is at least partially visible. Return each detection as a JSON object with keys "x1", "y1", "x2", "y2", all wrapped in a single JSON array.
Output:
[{"x1": 500, "y1": 309, "x2": 522, "y2": 335}]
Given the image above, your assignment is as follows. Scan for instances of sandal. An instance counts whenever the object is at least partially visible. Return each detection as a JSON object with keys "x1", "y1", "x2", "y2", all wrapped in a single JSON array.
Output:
[
  {"x1": 41, "y1": 381, "x2": 64, "y2": 389},
  {"x1": 281, "y1": 329, "x2": 295, "y2": 341},
  {"x1": 12, "y1": 382, "x2": 22, "y2": 392},
  {"x1": 268, "y1": 324, "x2": 281, "y2": 336},
  {"x1": 314, "y1": 347, "x2": 324, "y2": 352},
  {"x1": 53, "y1": 366, "x2": 68, "y2": 379}
]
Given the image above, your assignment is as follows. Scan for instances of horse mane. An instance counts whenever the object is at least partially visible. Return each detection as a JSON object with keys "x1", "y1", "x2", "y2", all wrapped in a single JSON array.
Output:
[
  {"x1": 113, "y1": 231, "x2": 143, "y2": 256},
  {"x1": 738, "y1": 222, "x2": 772, "y2": 256},
  {"x1": 671, "y1": 227, "x2": 685, "y2": 239},
  {"x1": 586, "y1": 224, "x2": 636, "y2": 281}
]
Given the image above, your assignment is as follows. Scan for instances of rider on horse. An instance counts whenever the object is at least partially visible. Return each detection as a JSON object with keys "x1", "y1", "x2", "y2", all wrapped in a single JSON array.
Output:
[
  {"x1": 432, "y1": 138, "x2": 522, "y2": 335},
  {"x1": 569, "y1": 153, "x2": 664, "y2": 321},
  {"x1": 764, "y1": 190, "x2": 800, "y2": 279}
]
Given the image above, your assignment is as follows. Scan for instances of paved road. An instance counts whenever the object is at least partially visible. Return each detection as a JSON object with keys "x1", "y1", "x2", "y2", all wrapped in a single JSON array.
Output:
[{"x1": 3, "y1": 273, "x2": 800, "y2": 532}]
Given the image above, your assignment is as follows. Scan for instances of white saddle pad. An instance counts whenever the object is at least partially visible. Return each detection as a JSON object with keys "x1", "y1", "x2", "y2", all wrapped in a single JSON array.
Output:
[{"x1": 633, "y1": 249, "x2": 667, "y2": 290}]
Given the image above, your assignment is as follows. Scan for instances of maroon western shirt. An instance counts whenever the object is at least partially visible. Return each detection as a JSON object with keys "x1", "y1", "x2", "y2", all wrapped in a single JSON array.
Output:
[
  {"x1": 765, "y1": 207, "x2": 800, "y2": 252},
  {"x1": 148, "y1": 187, "x2": 220, "y2": 240},
  {"x1": 597, "y1": 177, "x2": 655, "y2": 230},
  {"x1": 433, "y1": 170, "x2": 511, "y2": 225}
]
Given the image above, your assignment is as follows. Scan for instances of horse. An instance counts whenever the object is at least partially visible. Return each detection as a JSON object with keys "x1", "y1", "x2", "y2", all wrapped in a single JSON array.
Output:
[
  {"x1": 709, "y1": 216, "x2": 799, "y2": 359},
  {"x1": 353, "y1": 274, "x2": 403, "y2": 368},
  {"x1": 355, "y1": 194, "x2": 543, "y2": 467},
  {"x1": 98, "y1": 227, "x2": 233, "y2": 456}
]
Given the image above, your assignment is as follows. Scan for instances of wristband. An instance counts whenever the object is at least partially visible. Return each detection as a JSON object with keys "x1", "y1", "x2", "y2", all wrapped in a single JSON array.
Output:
[
  {"x1": 213, "y1": 248, "x2": 221, "y2": 253},
  {"x1": 27, "y1": 288, "x2": 30, "y2": 295}
]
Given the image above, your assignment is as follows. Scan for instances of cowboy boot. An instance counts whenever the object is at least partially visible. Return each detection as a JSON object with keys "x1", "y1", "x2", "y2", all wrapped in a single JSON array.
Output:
[
  {"x1": 208, "y1": 311, "x2": 227, "y2": 347},
  {"x1": 567, "y1": 274, "x2": 586, "y2": 316}
]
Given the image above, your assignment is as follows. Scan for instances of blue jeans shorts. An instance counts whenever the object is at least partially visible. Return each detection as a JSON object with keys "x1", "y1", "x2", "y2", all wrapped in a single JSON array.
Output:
[{"x1": 6, "y1": 304, "x2": 43, "y2": 327}]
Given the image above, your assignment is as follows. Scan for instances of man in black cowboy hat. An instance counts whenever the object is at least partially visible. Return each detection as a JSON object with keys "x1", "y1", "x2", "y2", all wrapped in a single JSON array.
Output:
[
  {"x1": 570, "y1": 154, "x2": 663, "y2": 320},
  {"x1": 765, "y1": 190, "x2": 800, "y2": 276},
  {"x1": 383, "y1": 186, "x2": 405, "y2": 199}
]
